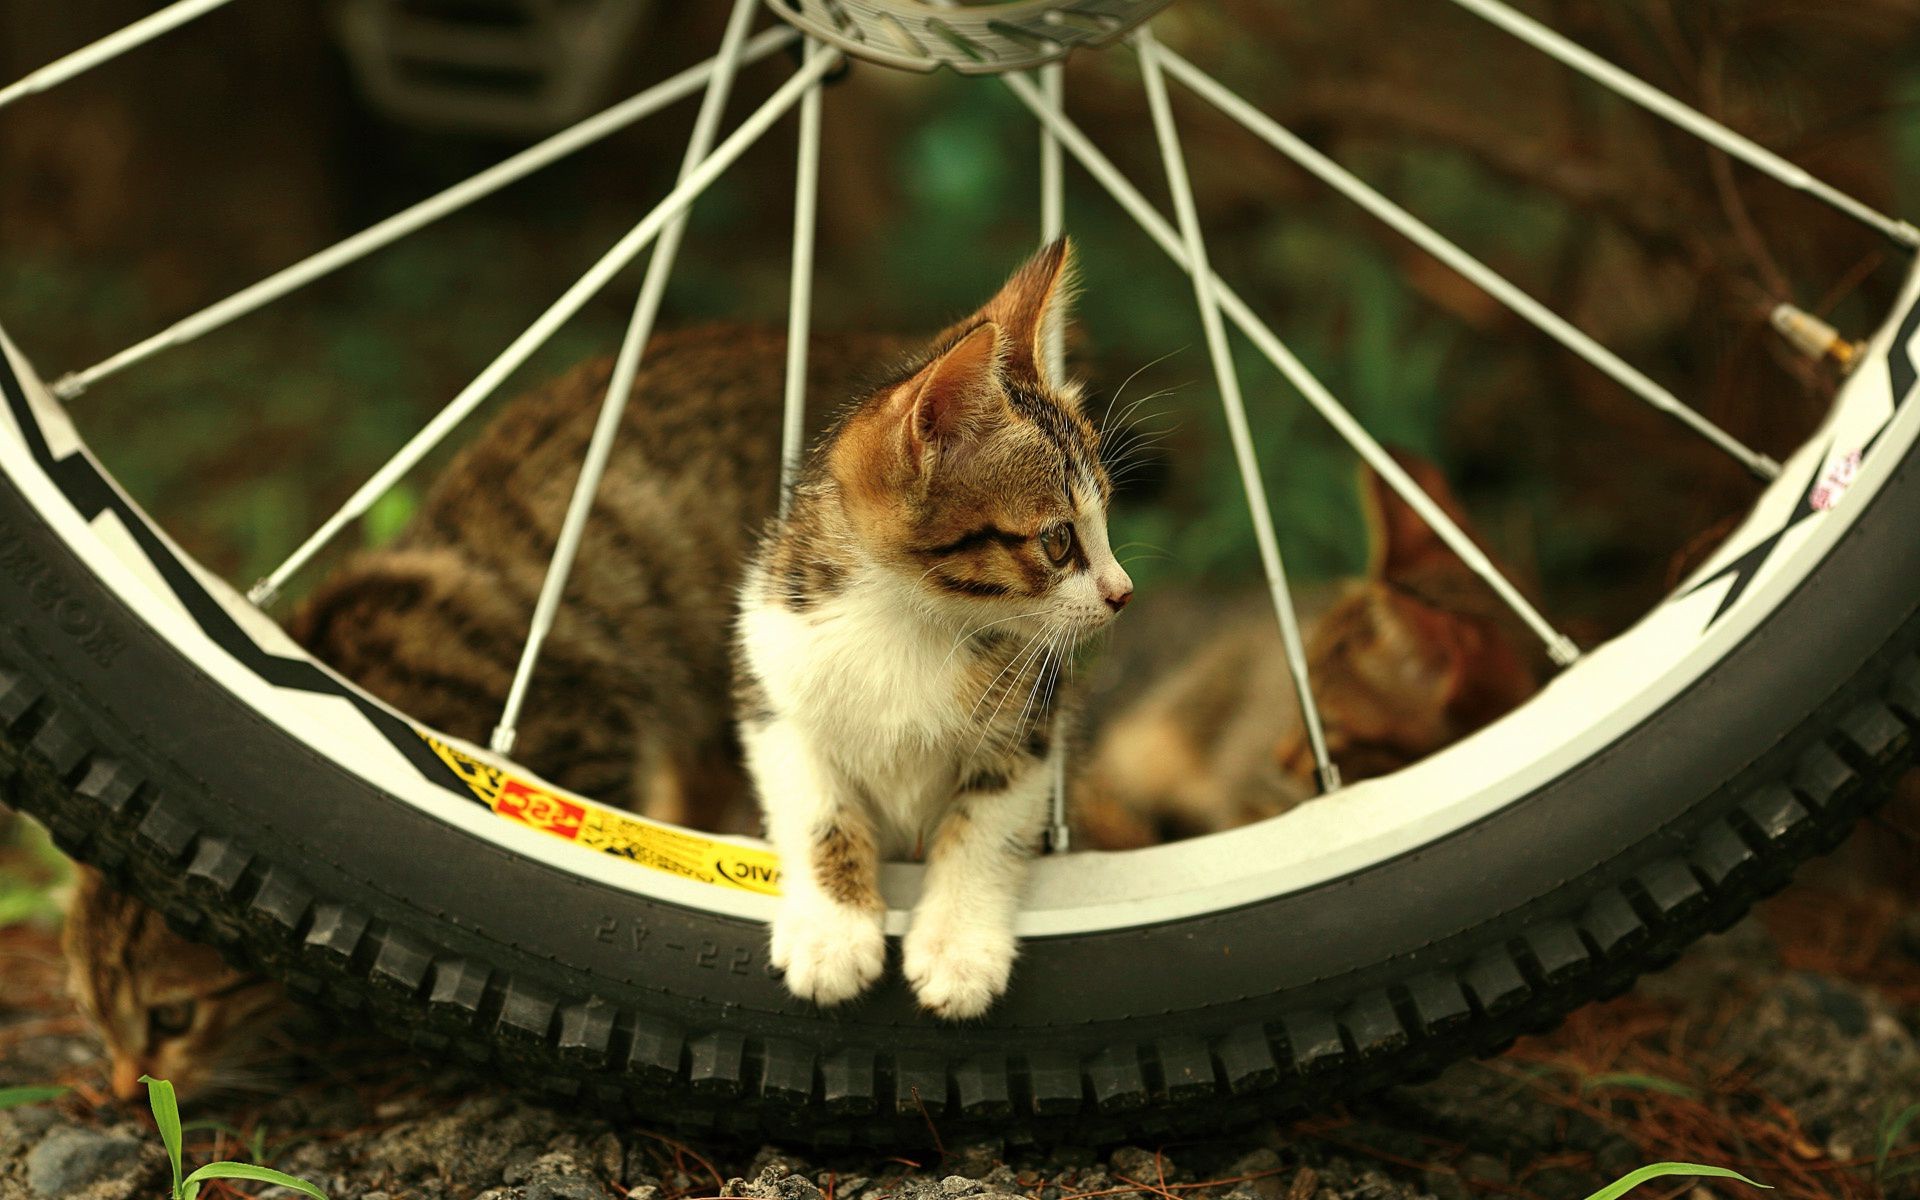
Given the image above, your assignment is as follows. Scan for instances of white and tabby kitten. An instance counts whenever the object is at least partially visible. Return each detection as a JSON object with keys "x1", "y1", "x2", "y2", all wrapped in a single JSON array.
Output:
[{"x1": 735, "y1": 239, "x2": 1133, "y2": 1018}]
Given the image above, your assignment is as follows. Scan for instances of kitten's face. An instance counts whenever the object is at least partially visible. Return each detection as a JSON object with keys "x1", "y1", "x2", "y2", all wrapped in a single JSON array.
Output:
[
  {"x1": 834, "y1": 239, "x2": 1133, "y2": 637},
  {"x1": 64, "y1": 868, "x2": 291, "y2": 1101}
]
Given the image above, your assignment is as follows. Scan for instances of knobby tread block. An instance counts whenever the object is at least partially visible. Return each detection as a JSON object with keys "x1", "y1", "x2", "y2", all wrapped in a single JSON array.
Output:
[
  {"x1": 687, "y1": 1029, "x2": 748, "y2": 1096},
  {"x1": 626, "y1": 1016, "x2": 685, "y2": 1086},
  {"x1": 1404, "y1": 973, "x2": 1472, "y2": 1036},
  {"x1": 1152, "y1": 1036, "x2": 1216, "y2": 1102},
  {"x1": 1279, "y1": 1010, "x2": 1346, "y2": 1075},
  {"x1": 1580, "y1": 890, "x2": 1647, "y2": 956},
  {"x1": 370, "y1": 928, "x2": 436, "y2": 997},
  {"x1": 819, "y1": 1047, "x2": 877, "y2": 1115},
  {"x1": 956, "y1": 1054, "x2": 1013, "y2": 1117},
  {"x1": 1215, "y1": 1024, "x2": 1280, "y2": 1094},
  {"x1": 1085, "y1": 1045, "x2": 1148, "y2": 1112},
  {"x1": 184, "y1": 838, "x2": 251, "y2": 896},
  {"x1": 1023, "y1": 1049, "x2": 1083, "y2": 1115},
  {"x1": 891, "y1": 1051, "x2": 948, "y2": 1117},
  {"x1": 1462, "y1": 951, "x2": 1529, "y2": 1017},
  {"x1": 497, "y1": 979, "x2": 559, "y2": 1044},
  {"x1": 1339, "y1": 993, "x2": 1409, "y2": 1059},
  {"x1": 556, "y1": 999, "x2": 616, "y2": 1067},
  {"x1": 426, "y1": 958, "x2": 490, "y2": 1021},
  {"x1": 760, "y1": 1039, "x2": 816, "y2": 1106}
]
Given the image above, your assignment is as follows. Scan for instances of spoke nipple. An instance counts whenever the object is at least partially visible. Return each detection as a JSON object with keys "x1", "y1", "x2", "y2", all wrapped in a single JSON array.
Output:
[
  {"x1": 1769, "y1": 303, "x2": 1866, "y2": 375},
  {"x1": 246, "y1": 580, "x2": 280, "y2": 609},
  {"x1": 1315, "y1": 762, "x2": 1343, "y2": 794},
  {"x1": 49, "y1": 373, "x2": 87, "y2": 401},
  {"x1": 1751, "y1": 454, "x2": 1784, "y2": 482},
  {"x1": 1045, "y1": 823, "x2": 1072, "y2": 855},
  {"x1": 1547, "y1": 635, "x2": 1581, "y2": 667},
  {"x1": 489, "y1": 724, "x2": 518, "y2": 756}
]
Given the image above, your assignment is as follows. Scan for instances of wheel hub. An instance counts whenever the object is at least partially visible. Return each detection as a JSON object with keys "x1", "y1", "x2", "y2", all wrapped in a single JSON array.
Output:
[{"x1": 762, "y1": 0, "x2": 1172, "y2": 73}]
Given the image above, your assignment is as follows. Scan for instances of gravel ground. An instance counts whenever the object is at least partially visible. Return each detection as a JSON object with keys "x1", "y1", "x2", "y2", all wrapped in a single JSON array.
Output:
[{"x1": 2, "y1": 841, "x2": 1917, "y2": 1200}]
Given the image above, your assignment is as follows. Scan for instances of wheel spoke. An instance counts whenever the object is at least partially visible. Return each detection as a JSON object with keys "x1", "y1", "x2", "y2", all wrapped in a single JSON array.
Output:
[
  {"x1": 0, "y1": 0, "x2": 241, "y2": 112},
  {"x1": 999, "y1": 67, "x2": 1581, "y2": 671},
  {"x1": 1152, "y1": 43, "x2": 1781, "y2": 482},
  {"x1": 249, "y1": 37, "x2": 839, "y2": 610},
  {"x1": 1444, "y1": 0, "x2": 1920, "y2": 249},
  {"x1": 1135, "y1": 28, "x2": 1339, "y2": 795},
  {"x1": 50, "y1": 26, "x2": 799, "y2": 400},
  {"x1": 1037, "y1": 61, "x2": 1070, "y2": 852},
  {"x1": 778, "y1": 48, "x2": 824, "y2": 517},
  {"x1": 492, "y1": 0, "x2": 776, "y2": 755}
]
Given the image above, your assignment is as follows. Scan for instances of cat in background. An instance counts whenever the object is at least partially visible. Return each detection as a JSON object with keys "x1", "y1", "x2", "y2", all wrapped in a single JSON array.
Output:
[
  {"x1": 1078, "y1": 453, "x2": 1544, "y2": 848},
  {"x1": 291, "y1": 325, "x2": 919, "y2": 831},
  {"x1": 62, "y1": 867, "x2": 295, "y2": 1101},
  {"x1": 736, "y1": 239, "x2": 1132, "y2": 1019},
  {"x1": 66, "y1": 326, "x2": 921, "y2": 1094}
]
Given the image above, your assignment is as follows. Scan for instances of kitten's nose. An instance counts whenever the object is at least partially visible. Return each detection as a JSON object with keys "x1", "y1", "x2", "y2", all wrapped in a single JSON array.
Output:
[
  {"x1": 110, "y1": 1057, "x2": 145, "y2": 1101},
  {"x1": 1100, "y1": 569, "x2": 1134, "y2": 612}
]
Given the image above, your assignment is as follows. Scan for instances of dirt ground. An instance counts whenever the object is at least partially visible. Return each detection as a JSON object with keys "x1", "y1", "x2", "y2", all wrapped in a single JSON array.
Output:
[{"x1": 1, "y1": 814, "x2": 1917, "y2": 1200}]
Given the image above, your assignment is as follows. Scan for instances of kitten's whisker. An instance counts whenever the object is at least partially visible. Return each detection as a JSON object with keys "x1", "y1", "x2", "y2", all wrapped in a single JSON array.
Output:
[
  {"x1": 1098, "y1": 349, "x2": 1183, "y2": 432},
  {"x1": 943, "y1": 606, "x2": 1050, "y2": 666},
  {"x1": 967, "y1": 628, "x2": 1051, "y2": 724},
  {"x1": 969, "y1": 628, "x2": 1056, "y2": 747}
]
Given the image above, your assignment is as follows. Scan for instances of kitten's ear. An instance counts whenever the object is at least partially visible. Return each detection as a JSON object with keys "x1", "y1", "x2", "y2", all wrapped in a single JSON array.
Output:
[
  {"x1": 944, "y1": 237, "x2": 1076, "y2": 389},
  {"x1": 900, "y1": 321, "x2": 1006, "y2": 468},
  {"x1": 1360, "y1": 451, "x2": 1474, "y2": 582}
]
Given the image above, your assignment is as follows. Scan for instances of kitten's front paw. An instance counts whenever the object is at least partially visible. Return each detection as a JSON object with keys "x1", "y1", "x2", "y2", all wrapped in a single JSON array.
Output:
[
  {"x1": 770, "y1": 899, "x2": 885, "y2": 1007},
  {"x1": 903, "y1": 912, "x2": 1016, "y2": 1020}
]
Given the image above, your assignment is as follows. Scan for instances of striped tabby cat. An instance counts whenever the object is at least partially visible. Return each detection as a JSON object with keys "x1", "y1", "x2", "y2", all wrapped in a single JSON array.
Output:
[
  {"x1": 1079, "y1": 454, "x2": 1543, "y2": 847},
  {"x1": 292, "y1": 326, "x2": 915, "y2": 829},
  {"x1": 63, "y1": 867, "x2": 293, "y2": 1100}
]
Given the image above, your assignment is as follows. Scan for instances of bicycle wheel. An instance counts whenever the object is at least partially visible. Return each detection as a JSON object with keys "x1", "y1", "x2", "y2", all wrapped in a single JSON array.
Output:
[{"x1": 2, "y1": 0, "x2": 1917, "y2": 1146}]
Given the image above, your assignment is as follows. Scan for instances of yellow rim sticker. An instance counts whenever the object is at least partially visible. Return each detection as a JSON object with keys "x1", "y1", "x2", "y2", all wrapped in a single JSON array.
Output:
[{"x1": 420, "y1": 732, "x2": 782, "y2": 896}]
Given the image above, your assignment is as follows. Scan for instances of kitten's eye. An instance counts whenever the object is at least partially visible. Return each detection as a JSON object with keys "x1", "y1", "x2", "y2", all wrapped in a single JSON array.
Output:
[
  {"x1": 149, "y1": 1001, "x2": 196, "y2": 1038},
  {"x1": 1040, "y1": 524, "x2": 1076, "y2": 567}
]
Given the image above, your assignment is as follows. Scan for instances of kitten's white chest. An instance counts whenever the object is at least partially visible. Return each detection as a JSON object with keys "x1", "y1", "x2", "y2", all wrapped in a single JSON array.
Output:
[{"x1": 741, "y1": 573, "x2": 976, "y2": 835}]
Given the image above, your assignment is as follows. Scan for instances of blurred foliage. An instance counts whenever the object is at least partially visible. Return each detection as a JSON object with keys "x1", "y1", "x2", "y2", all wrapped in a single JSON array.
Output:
[
  {"x1": 1, "y1": 0, "x2": 1918, "y2": 625},
  {"x1": 0, "y1": 813, "x2": 70, "y2": 930}
]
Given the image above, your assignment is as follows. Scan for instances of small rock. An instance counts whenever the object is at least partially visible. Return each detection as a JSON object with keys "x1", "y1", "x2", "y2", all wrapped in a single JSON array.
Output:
[
  {"x1": 1422, "y1": 1169, "x2": 1468, "y2": 1200},
  {"x1": 1108, "y1": 1147, "x2": 1167, "y2": 1181},
  {"x1": 26, "y1": 1127, "x2": 146, "y2": 1197},
  {"x1": 834, "y1": 1174, "x2": 872, "y2": 1200},
  {"x1": 980, "y1": 1165, "x2": 1021, "y2": 1194},
  {"x1": 751, "y1": 1147, "x2": 813, "y2": 1180},
  {"x1": 725, "y1": 1165, "x2": 826, "y2": 1200},
  {"x1": 526, "y1": 1179, "x2": 611, "y2": 1200},
  {"x1": 941, "y1": 1174, "x2": 989, "y2": 1196},
  {"x1": 1283, "y1": 1167, "x2": 1318, "y2": 1200},
  {"x1": 950, "y1": 1142, "x2": 1003, "y2": 1180}
]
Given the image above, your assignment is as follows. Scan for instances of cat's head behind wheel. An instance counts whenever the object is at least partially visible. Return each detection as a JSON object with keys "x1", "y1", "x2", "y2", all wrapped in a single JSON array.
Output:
[
  {"x1": 63, "y1": 867, "x2": 293, "y2": 1101},
  {"x1": 818, "y1": 237, "x2": 1132, "y2": 636}
]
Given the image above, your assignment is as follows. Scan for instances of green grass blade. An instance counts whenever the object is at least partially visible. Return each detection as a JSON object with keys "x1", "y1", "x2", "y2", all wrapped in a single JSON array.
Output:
[
  {"x1": 139, "y1": 1075, "x2": 185, "y2": 1197},
  {"x1": 1878, "y1": 1101, "x2": 1920, "y2": 1180},
  {"x1": 183, "y1": 1162, "x2": 328, "y2": 1200},
  {"x1": 1580, "y1": 1073, "x2": 1700, "y2": 1099},
  {"x1": 0, "y1": 1085, "x2": 67, "y2": 1110},
  {"x1": 1585, "y1": 1163, "x2": 1768, "y2": 1200}
]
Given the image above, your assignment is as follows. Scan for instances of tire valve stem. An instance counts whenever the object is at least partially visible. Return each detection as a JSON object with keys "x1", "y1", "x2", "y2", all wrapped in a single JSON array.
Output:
[{"x1": 1770, "y1": 303, "x2": 1867, "y2": 374}]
